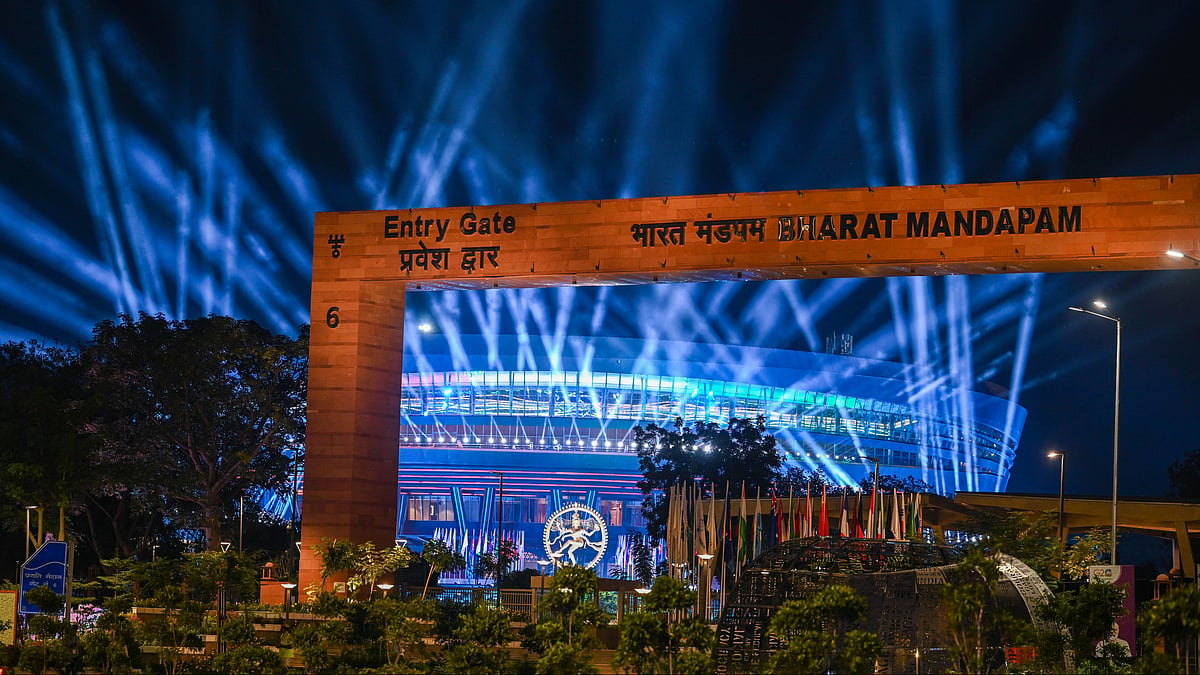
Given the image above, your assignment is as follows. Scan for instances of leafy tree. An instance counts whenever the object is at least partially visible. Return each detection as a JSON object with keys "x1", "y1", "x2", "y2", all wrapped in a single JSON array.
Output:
[
  {"x1": 635, "y1": 416, "x2": 783, "y2": 539},
  {"x1": 614, "y1": 575, "x2": 714, "y2": 675},
  {"x1": 523, "y1": 565, "x2": 609, "y2": 675},
  {"x1": 440, "y1": 604, "x2": 514, "y2": 674},
  {"x1": 421, "y1": 538, "x2": 467, "y2": 598},
  {"x1": 1034, "y1": 580, "x2": 1127, "y2": 673},
  {"x1": 473, "y1": 538, "x2": 520, "y2": 587},
  {"x1": 1138, "y1": 583, "x2": 1200, "y2": 665},
  {"x1": 287, "y1": 618, "x2": 349, "y2": 674},
  {"x1": 630, "y1": 532, "x2": 655, "y2": 588},
  {"x1": 182, "y1": 549, "x2": 261, "y2": 603},
  {"x1": 308, "y1": 537, "x2": 413, "y2": 598},
  {"x1": 938, "y1": 548, "x2": 1030, "y2": 675},
  {"x1": 0, "y1": 341, "x2": 98, "y2": 552},
  {"x1": 135, "y1": 585, "x2": 206, "y2": 675},
  {"x1": 82, "y1": 313, "x2": 307, "y2": 550},
  {"x1": 1167, "y1": 448, "x2": 1200, "y2": 499},
  {"x1": 537, "y1": 641, "x2": 599, "y2": 675},
  {"x1": 765, "y1": 584, "x2": 882, "y2": 674},
  {"x1": 366, "y1": 596, "x2": 440, "y2": 668},
  {"x1": 953, "y1": 509, "x2": 1110, "y2": 582},
  {"x1": 78, "y1": 594, "x2": 142, "y2": 674},
  {"x1": 17, "y1": 585, "x2": 80, "y2": 675},
  {"x1": 211, "y1": 613, "x2": 287, "y2": 674}
]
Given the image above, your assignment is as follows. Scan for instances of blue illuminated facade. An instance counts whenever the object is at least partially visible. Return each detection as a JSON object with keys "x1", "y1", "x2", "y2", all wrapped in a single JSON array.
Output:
[{"x1": 392, "y1": 335, "x2": 1025, "y2": 580}]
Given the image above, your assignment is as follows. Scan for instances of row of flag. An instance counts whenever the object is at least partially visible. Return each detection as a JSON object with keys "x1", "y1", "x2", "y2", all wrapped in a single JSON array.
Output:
[{"x1": 665, "y1": 482, "x2": 925, "y2": 580}]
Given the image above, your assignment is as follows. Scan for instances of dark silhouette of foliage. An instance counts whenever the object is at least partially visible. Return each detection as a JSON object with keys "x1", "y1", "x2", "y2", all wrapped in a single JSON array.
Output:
[{"x1": 635, "y1": 416, "x2": 783, "y2": 539}]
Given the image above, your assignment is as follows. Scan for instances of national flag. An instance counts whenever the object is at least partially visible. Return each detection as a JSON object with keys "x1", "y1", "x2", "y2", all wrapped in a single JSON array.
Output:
[
  {"x1": 722, "y1": 481, "x2": 736, "y2": 575},
  {"x1": 753, "y1": 485, "x2": 763, "y2": 558},
  {"x1": 854, "y1": 489, "x2": 865, "y2": 538},
  {"x1": 792, "y1": 485, "x2": 804, "y2": 539},
  {"x1": 804, "y1": 482, "x2": 813, "y2": 537},
  {"x1": 839, "y1": 490, "x2": 850, "y2": 537},
  {"x1": 766, "y1": 487, "x2": 780, "y2": 549},
  {"x1": 708, "y1": 481, "x2": 718, "y2": 559},
  {"x1": 740, "y1": 481, "x2": 751, "y2": 568},
  {"x1": 818, "y1": 484, "x2": 829, "y2": 536},
  {"x1": 868, "y1": 480, "x2": 878, "y2": 539},
  {"x1": 775, "y1": 487, "x2": 785, "y2": 544},
  {"x1": 912, "y1": 492, "x2": 923, "y2": 533},
  {"x1": 890, "y1": 489, "x2": 902, "y2": 540}
]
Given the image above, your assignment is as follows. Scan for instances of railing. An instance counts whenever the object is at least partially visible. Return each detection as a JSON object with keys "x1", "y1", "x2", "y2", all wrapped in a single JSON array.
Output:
[{"x1": 409, "y1": 585, "x2": 723, "y2": 625}]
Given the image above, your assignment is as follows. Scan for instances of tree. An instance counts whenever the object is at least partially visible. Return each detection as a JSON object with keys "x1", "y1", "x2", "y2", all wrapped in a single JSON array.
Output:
[
  {"x1": 1034, "y1": 579, "x2": 1127, "y2": 672},
  {"x1": 938, "y1": 548, "x2": 1030, "y2": 675},
  {"x1": 765, "y1": 584, "x2": 882, "y2": 674},
  {"x1": 635, "y1": 416, "x2": 783, "y2": 540},
  {"x1": 1138, "y1": 583, "x2": 1200, "y2": 666},
  {"x1": 137, "y1": 585, "x2": 206, "y2": 675},
  {"x1": 524, "y1": 565, "x2": 610, "y2": 675},
  {"x1": 211, "y1": 613, "x2": 287, "y2": 674},
  {"x1": 614, "y1": 575, "x2": 715, "y2": 675},
  {"x1": 440, "y1": 604, "x2": 514, "y2": 674},
  {"x1": 78, "y1": 595, "x2": 142, "y2": 674},
  {"x1": 421, "y1": 538, "x2": 467, "y2": 598},
  {"x1": 1167, "y1": 448, "x2": 1200, "y2": 499},
  {"x1": 630, "y1": 532, "x2": 655, "y2": 588},
  {"x1": 83, "y1": 313, "x2": 307, "y2": 550},
  {"x1": 17, "y1": 585, "x2": 80, "y2": 675},
  {"x1": 953, "y1": 509, "x2": 1110, "y2": 582},
  {"x1": 473, "y1": 538, "x2": 520, "y2": 587},
  {"x1": 0, "y1": 341, "x2": 99, "y2": 551},
  {"x1": 309, "y1": 538, "x2": 413, "y2": 598}
]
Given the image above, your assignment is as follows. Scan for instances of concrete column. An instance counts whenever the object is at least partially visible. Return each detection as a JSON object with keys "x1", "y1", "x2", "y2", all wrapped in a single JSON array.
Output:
[
  {"x1": 300, "y1": 277, "x2": 407, "y2": 591},
  {"x1": 1174, "y1": 521, "x2": 1195, "y2": 580}
]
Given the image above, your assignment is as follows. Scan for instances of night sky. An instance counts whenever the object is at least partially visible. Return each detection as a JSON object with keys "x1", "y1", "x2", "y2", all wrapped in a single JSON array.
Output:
[{"x1": 1, "y1": 1, "x2": 1197, "y2": 498}]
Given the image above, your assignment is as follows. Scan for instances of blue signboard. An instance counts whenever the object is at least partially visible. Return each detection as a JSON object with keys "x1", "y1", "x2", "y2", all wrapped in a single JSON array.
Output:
[{"x1": 20, "y1": 540, "x2": 68, "y2": 615}]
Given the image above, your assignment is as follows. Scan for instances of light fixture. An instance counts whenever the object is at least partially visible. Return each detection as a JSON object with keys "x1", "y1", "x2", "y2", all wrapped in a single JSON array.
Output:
[
  {"x1": 220, "y1": 541, "x2": 232, "y2": 552},
  {"x1": 1166, "y1": 247, "x2": 1200, "y2": 263},
  {"x1": 635, "y1": 587, "x2": 651, "y2": 595}
]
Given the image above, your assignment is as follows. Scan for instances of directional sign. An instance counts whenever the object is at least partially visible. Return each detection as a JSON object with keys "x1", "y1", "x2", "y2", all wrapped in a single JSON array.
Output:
[{"x1": 20, "y1": 540, "x2": 68, "y2": 615}]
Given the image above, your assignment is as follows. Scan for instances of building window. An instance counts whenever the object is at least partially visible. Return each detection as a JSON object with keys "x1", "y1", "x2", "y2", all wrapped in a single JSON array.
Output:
[
  {"x1": 407, "y1": 496, "x2": 455, "y2": 521},
  {"x1": 628, "y1": 503, "x2": 646, "y2": 528},
  {"x1": 601, "y1": 500, "x2": 623, "y2": 527}
]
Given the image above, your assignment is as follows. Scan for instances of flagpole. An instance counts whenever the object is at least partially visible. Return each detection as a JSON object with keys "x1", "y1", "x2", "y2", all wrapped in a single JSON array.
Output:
[{"x1": 870, "y1": 458, "x2": 881, "y2": 538}]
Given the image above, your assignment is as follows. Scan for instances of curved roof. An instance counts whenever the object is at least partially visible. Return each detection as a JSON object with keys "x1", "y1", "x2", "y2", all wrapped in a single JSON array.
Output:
[{"x1": 404, "y1": 334, "x2": 1026, "y2": 431}]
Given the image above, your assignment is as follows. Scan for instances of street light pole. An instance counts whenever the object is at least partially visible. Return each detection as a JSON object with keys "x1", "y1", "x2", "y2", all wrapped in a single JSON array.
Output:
[
  {"x1": 697, "y1": 553, "x2": 714, "y2": 623},
  {"x1": 25, "y1": 506, "x2": 39, "y2": 560},
  {"x1": 1047, "y1": 451, "x2": 1065, "y2": 543},
  {"x1": 491, "y1": 471, "x2": 503, "y2": 604},
  {"x1": 1069, "y1": 301, "x2": 1121, "y2": 564}
]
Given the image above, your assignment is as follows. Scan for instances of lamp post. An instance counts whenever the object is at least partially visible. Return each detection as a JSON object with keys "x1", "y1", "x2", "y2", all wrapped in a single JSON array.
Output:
[
  {"x1": 697, "y1": 553, "x2": 714, "y2": 623},
  {"x1": 280, "y1": 582, "x2": 296, "y2": 621},
  {"x1": 1047, "y1": 451, "x2": 1066, "y2": 543},
  {"x1": 490, "y1": 470, "x2": 503, "y2": 603},
  {"x1": 1069, "y1": 300, "x2": 1120, "y2": 564},
  {"x1": 24, "y1": 505, "x2": 40, "y2": 560}
]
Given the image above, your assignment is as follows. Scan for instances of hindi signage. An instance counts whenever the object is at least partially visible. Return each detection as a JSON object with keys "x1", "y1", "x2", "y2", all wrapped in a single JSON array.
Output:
[{"x1": 20, "y1": 540, "x2": 68, "y2": 616}]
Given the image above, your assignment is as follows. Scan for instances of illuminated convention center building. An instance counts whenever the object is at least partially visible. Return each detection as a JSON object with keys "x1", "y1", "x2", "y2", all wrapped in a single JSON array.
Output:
[{"x1": 389, "y1": 334, "x2": 1026, "y2": 582}]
